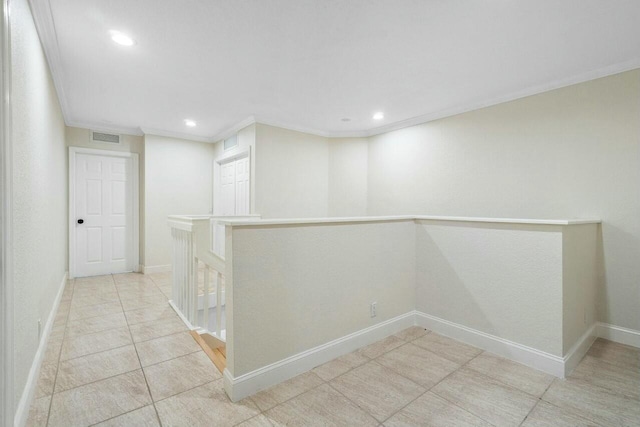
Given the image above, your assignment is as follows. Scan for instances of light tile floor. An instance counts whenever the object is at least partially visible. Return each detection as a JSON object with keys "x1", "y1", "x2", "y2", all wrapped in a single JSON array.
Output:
[{"x1": 26, "y1": 273, "x2": 640, "y2": 426}]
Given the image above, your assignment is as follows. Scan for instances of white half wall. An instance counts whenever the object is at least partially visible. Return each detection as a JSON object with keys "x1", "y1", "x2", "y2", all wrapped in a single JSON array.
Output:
[
  {"x1": 227, "y1": 219, "x2": 416, "y2": 376},
  {"x1": 10, "y1": 0, "x2": 67, "y2": 415},
  {"x1": 367, "y1": 69, "x2": 640, "y2": 333},
  {"x1": 144, "y1": 134, "x2": 215, "y2": 268},
  {"x1": 415, "y1": 220, "x2": 564, "y2": 356}
]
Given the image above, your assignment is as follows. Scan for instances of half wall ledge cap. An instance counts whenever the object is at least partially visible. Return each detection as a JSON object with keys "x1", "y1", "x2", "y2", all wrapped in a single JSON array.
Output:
[{"x1": 216, "y1": 215, "x2": 602, "y2": 227}]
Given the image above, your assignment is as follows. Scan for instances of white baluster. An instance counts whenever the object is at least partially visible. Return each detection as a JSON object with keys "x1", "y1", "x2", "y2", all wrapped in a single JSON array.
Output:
[
  {"x1": 216, "y1": 271, "x2": 223, "y2": 338},
  {"x1": 203, "y1": 266, "x2": 210, "y2": 332}
]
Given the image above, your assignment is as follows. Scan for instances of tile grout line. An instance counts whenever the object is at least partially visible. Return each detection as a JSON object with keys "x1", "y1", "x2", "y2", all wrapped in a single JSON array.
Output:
[
  {"x1": 45, "y1": 277, "x2": 76, "y2": 427},
  {"x1": 377, "y1": 345, "x2": 490, "y2": 426},
  {"x1": 113, "y1": 274, "x2": 165, "y2": 427}
]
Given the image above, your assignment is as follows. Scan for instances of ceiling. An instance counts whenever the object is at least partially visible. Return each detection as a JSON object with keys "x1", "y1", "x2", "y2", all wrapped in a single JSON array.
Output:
[{"x1": 31, "y1": 0, "x2": 640, "y2": 141}]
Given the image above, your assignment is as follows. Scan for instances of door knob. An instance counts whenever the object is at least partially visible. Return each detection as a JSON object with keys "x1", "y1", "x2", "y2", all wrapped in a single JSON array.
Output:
[{"x1": 77, "y1": 219, "x2": 84, "y2": 224}]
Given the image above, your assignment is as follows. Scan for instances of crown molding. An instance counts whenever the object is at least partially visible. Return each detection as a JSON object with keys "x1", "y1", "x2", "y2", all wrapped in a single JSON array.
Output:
[
  {"x1": 66, "y1": 119, "x2": 143, "y2": 137},
  {"x1": 140, "y1": 127, "x2": 215, "y2": 143},
  {"x1": 210, "y1": 115, "x2": 257, "y2": 143},
  {"x1": 28, "y1": 0, "x2": 72, "y2": 123},
  {"x1": 214, "y1": 60, "x2": 640, "y2": 142},
  {"x1": 361, "y1": 58, "x2": 640, "y2": 139}
]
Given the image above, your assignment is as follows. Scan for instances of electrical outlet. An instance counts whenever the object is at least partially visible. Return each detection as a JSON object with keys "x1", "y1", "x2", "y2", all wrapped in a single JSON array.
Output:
[
  {"x1": 370, "y1": 302, "x2": 377, "y2": 318},
  {"x1": 38, "y1": 319, "x2": 42, "y2": 339}
]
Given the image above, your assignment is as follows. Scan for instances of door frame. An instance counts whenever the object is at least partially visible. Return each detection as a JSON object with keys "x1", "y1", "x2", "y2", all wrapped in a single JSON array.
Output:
[
  {"x1": 213, "y1": 147, "x2": 251, "y2": 216},
  {"x1": 69, "y1": 147, "x2": 140, "y2": 278},
  {"x1": 1, "y1": 0, "x2": 13, "y2": 423}
]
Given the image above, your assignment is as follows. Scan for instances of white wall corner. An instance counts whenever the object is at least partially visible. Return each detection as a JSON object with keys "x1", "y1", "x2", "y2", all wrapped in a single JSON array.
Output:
[
  {"x1": 141, "y1": 264, "x2": 172, "y2": 274},
  {"x1": 414, "y1": 311, "x2": 566, "y2": 378},
  {"x1": 597, "y1": 322, "x2": 640, "y2": 349},
  {"x1": 14, "y1": 271, "x2": 68, "y2": 427},
  {"x1": 563, "y1": 323, "x2": 598, "y2": 377},
  {"x1": 223, "y1": 311, "x2": 415, "y2": 402}
]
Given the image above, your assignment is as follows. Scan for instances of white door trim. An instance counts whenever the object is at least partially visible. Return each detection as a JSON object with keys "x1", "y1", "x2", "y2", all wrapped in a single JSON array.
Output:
[
  {"x1": 69, "y1": 147, "x2": 140, "y2": 278},
  {"x1": 0, "y1": 0, "x2": 13, "y2": 423},
  {"x1": 213, "y1": 147, "x2": 251, "y2": 216}
]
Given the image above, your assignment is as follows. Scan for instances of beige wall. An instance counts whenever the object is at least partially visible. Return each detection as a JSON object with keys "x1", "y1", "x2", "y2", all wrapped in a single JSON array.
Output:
[
  {"x1": 144, "y1": 134, "x2": 215, "y2": 268},
  {"x1": 66, "y1": 127, "x2": 146, "y2": 264},
  {"x1": 229, "y1": 220, "x2": 416, "y2": 375},
  {"x1": 415, "y1": 221, "x2": 564, "y2": 355},
  {"x1": 328, "y1": 138, "x2": 368, "y2": 217},
  {"x1": 10, "y1": 0, "x2": 67, "y2": 409},
  {"x1": 367, "y1": 70, "x2": 640, "y2": 332},
  {"x1": 254, "y1": 124, "x2": 330, "y2": 218}
]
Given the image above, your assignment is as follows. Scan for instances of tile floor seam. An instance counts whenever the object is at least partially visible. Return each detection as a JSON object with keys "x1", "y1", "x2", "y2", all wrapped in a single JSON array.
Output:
[
  {"x1": 531, "y1": 395, "x2": 606, "y2": 427},
  {"x1": 324, "y1": 381, "x2": 380, "y2": 423},
  {"x1": 139, "y1": 347, "x2": 203, "y2": 369},
  {"x1": 44, "y1": 278, "x2": 76, "y2": 427},
  {"x1": 381, "y1": 352, "x2": 484, "y2": 425},
  {"x1": 130, "y1": 326, "x2": 192, "y2": 345},
  {"x1": 539, "y1": 377, "x2": 638, "y2": 426},
  {"x1": 232, "y1": 413, "x2": 274, "y2": 427},
  {"x1": 151, "y1": 379, "x2": 220, "y2": 405},
  {"x1": 411, "y1": 351, "x2": 503, "y2": 427},
  {"x1": 517, "y1": 397, "x2": 542, "y2": 427},
  {"x1": 253, "y1": 372, "x2": 328, "y2": 413},
  {"x1": 63, "y1": 322, "x2": 129, "y2": 341},
  {"x1": 113, "y1": 274, "x2": 164, "y2": 427},
  {"x1": 59, "y1": 341, "x2": 133, "y2": 364},
  {"x1": 463, "y1": 358, "x2": 553, "y2": 401}
]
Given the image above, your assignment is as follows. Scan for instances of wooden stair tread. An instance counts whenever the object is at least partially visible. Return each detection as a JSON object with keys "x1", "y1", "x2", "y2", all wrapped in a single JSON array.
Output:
[{"x1": 190, "y1": 331, "x2": 226, "y2": 374}]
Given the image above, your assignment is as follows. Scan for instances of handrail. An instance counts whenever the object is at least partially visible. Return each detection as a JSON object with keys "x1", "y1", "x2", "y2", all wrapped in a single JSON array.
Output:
[{"x1": 168, "y1": 214, "x2": 261, "y2": 341}]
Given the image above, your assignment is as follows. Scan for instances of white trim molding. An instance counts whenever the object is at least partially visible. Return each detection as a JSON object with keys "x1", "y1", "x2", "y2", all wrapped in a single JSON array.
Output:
[
  {"x1": 0, "y1": 0, "x2": 13, "y2": 423},
  {"x1": 563, "y1": 323, "x2": 598, "y2": 377},
  {"x1": 142, "y1": 264, "x2": 172, "y2": 274},
  {"x1": 597, "y1": 322, "x2": 640, "y2": 349},
  {"x1": 223, "y1": 312, "x2": 415, "y2": 402},
  {"x1": 414, "y1": 311, "x2": 567, "y2": 378},
  {"x1": 68, "y1": 147, "x2": 140, "y2": 278},
  {"x1": 222, "y1": 310, "x2": 640, "y2": 403},
  {"x1": 14, "y1": 272, "x2": 68, "y2": 427}
]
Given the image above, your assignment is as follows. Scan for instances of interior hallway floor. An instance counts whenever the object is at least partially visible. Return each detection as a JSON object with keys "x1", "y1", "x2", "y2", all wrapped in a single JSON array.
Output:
[{"x1": 25, "y1": 273, "x2": 640, "y2": 427}]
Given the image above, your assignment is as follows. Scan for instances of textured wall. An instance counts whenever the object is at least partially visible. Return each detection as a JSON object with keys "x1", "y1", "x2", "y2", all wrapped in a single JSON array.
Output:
[
  {"x1": 11, "y1": 0, "x2": 67, "y2": 408},
  {"x1": 144, "y1": 134, "x2": 214, "y2": 268},
  {"x1": 328, "y1": 138, "x2": 368, "y2": 217},
  {"x1": 254, "y1": 124, "x2": 330, "y2": 218},
  {"x1": 368, "y1": 70, "x2": 640, "y2": 332},
  {"x1": 230, "y1": 220, "x2": 416, "y2": 375},
  {"x1": 562, "y1": 223, "x2": 599, "y2": 353},
  {"x1": 415, "y1": 221, "x2": 564, "y2": 355}
]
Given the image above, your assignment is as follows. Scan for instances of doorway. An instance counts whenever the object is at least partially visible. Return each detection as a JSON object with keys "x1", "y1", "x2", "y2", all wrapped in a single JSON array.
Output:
[
  {"x1": 215, "y1": 150, "x2": 251, "y2": 216},
  {"x1": 69, "y1": 147, "x2": 139, "y2": 278}
]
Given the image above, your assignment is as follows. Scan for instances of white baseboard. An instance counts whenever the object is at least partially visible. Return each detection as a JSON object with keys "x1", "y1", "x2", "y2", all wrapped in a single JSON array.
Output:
[
  {"x1": 14, "y1": 272, "x2": 68, "y2": 427},
  {"x1": 142, "y1": 264, "x2": 171, "y2": 274},
  {"x1": 223, "y1": 311, "x2": 415, "y2": 402},
  {"x1": 563, "y1": 323, "x2": 598, "y2": 377},
  {"x1": 597, "y1": 322, "x2": 640, "y2": 348},
  {"x1": 414, "y1": 311, "x2": 567, "y2": 377}
]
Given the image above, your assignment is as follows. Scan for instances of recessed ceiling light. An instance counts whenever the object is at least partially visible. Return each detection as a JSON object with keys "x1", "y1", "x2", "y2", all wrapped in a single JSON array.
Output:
[
  {"x1": 110, "y1": 30, "x2": 135, "y2": 46},
  {"x1": 184, "y1": 119, "x2": 197, "y2": 127},
  {"x1": 372, "y1": 112, "x2": 384, "y2": 120}
]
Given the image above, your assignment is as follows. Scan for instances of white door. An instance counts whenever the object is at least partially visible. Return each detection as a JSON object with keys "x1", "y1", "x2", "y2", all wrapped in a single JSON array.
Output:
[
  {"x1": 74, "y1": 153, "x2": 135, "y2": 277},
  {"x1": 219, "y1": 155, "x2": 250, "y2": 216},
  {"x1": 234, "y1": 156, "x2": 250, "y2": 215},
  {"x1": 220, "y1": 161, "x2": 236, "y2": 215}
]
